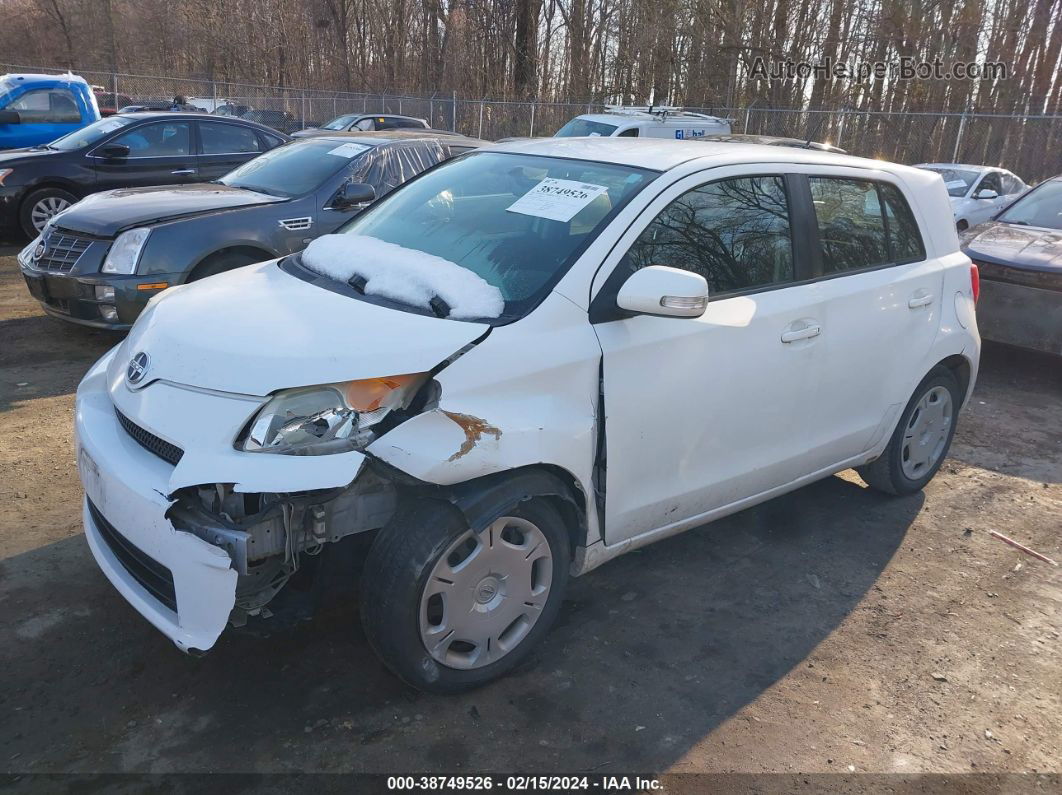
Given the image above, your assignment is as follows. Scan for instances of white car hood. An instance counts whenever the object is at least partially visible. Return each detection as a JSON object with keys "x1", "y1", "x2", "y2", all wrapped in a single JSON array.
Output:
[{"x1": 114, "y1": 260, "x2": 489, "y2": 396}]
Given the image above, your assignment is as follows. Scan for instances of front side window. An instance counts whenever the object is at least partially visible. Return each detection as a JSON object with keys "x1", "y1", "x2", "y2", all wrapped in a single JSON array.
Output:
[
  {"x1": 8, "y1": 89, "x2": 81, "y2": 123},
  {"x1": 976, "y1": 171, "x2": 1003, "y2": 196},
  {"x1": 619, "y1": 176, "x2": 794, "y2": 295},
  {"x1": 348, "y1": 142, "x2": 446, "y2": 198},
  {"x1": 111, "y1": 121, "x2": 191, "y2": 156},
  {"x1": 324, "y1": 151, "x2": 656, "y2": 320},
  {"x1": 199, "y1": 122, "x2": 260, "y2": 154},
  {"x1": 809, "y1": 177, "x2": 888, "y2": 273}
]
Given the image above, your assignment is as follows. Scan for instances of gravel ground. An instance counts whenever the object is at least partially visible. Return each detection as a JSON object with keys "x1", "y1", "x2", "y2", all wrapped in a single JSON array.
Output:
[{"x1": 0, "y1": 246, "x2": 1059, "y2": 786}]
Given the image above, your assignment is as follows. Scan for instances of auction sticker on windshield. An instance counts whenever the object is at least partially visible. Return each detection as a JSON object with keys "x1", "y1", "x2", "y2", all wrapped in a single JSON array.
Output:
[
  {"x1": 327, "y1": 142, "x2": 371, "y2": 158},
  {"x1": 506, "y1": 178, "x2": 609, "y2": 222}
]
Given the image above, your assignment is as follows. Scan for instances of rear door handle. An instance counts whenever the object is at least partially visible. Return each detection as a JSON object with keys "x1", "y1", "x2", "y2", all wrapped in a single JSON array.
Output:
[
  {"x1": 781, "y1": 324, "x2": 821, "y2": 343},
  {"x1": 171, "y1": 169, "x2": 196, "y2": 175},
  {"x1": 908, "y1": 293, "x2": 934, "y2": 309}
]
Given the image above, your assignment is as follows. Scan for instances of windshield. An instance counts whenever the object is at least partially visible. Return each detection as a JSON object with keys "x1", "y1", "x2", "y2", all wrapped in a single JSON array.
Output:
[
  {"x1": 219, "y1": 138, "x2": 369, "y2": 197},
  {"x1": 47, "y1": 116, "x2": 136, "y2": 150},
  {"x1": 316, "y1": 151, "x2": 657, "y2": 321},
  {"x1": 997, "y1": 180, "x2": 1062, "y2": 230},
  {"x1": 922, "y1": 166, "x2": 980, "y2": 197},
  {"x1": 555, "y1": 118, "x2": 618, "y2": 138},
  {"x1": 323, "y1": 114, "x2": 358, "y2": 131}
]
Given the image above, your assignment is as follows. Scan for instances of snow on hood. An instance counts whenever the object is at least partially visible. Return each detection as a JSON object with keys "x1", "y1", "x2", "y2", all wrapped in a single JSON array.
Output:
[{"x1": 302, "y1": 234, "x2": 505, "y2": 320}]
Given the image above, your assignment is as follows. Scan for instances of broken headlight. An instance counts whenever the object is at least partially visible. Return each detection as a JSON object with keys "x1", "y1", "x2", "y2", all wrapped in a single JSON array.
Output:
[{"x1": 239, "y1": 374, "x2": 427, "y2": 455}]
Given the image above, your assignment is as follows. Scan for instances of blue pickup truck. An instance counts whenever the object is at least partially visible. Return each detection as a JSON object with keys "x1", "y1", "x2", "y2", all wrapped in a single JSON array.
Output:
[{"x1": 0, "y1": 73, "x2": 100, "y2": 150}]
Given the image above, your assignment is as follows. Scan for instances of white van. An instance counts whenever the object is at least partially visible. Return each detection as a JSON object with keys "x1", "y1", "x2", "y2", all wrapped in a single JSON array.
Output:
[{"x1": 555, "y1": 106, "x2": 731, "y2": 139}]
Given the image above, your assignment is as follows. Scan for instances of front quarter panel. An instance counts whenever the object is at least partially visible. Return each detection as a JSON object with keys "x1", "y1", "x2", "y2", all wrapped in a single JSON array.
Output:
[
  {"x1": 137, "y1": 208, "x2": 284, "y2": 277},
  {"x1": 368, "y1": 290, "x2": 603, "y2": 544}
]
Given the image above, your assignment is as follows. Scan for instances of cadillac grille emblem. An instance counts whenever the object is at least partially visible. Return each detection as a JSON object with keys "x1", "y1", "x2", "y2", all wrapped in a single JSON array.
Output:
[
  {"x1": 127, "y1": 352, "x2": 150, "y2": 384},
  {"x1": 32, "y1": 241, "x2": 46, "y2": 261}
]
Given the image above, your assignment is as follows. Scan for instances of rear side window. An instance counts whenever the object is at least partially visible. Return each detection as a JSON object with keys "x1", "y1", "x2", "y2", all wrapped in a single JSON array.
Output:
[
  {"x1": 809, "y1": 178, "x2": 888, "y2": 273},
  {"x1": 199, "y1": 122, "x2": 261, "y2": 154},
  {"x1": 620, "y1": 175, "x2": 794, "y2": 295},
  {"x1": 9, "y1": 89, "x2": 81, "y2": 123},
  {"x1": 879, "y1": 183, "x2": 925, "y2": 262},
  {"x1": 618, "y1": 128, "x2": 639, "y2": 137}
]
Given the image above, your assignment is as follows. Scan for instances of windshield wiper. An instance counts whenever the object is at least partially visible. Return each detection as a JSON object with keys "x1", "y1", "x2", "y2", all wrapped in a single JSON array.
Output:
[
  {"x1": 346, "y1": 272, "x2": 452, "y2": 318},
  {"x1": 1004, "y1": 220, "x2": 1030, "y2": 226}
]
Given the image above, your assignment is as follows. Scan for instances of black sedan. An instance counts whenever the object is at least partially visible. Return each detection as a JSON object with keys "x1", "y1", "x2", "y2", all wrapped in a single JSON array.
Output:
[
  {"x1": 17, "y1": 131, "x2": 485, "y2": 330},
  {"x1": 0, "y1": 112, "x2": 288, "y2": 238},
  {"x1": 961, "y1": 175, "x2": 1062, "y2": 355}
]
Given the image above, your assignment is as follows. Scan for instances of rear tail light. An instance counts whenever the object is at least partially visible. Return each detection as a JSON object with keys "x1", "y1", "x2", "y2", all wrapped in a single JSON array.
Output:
[{"x1": 970, "y1": 263, "x2": 980, "y2": 303}]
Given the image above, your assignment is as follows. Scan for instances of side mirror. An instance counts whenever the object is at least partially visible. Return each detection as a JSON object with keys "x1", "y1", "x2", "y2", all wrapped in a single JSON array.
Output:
[
  {"x1": 975, "y1": 189, "x2": 998, "y2": 200},
  {"x1": 99, "y1": 144, "x2": 131, "y2": 159},
  {"x1": 331, "y1": 182, "x2": 376, "y2": 210},
  {"x1": 0, "y1": 110, "x2": 21, "y2": 124},
  {"x1": 616, "y1": 265, "x2": 709, "y2": 318}
]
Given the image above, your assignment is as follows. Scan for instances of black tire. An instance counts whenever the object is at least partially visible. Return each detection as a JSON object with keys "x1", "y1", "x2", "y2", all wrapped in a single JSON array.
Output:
[
  {"x1": 187, "y1": 250, "x2": 264, "y2": 282},
  {"x1": 360, "y1": 496, "x2": 571, "y2": 693},
  {"x1": 956, "y1": 219, "x2": 969, "y2": 233},
  {"x1": 19, "y1": 187, "x2": 78, "y2": 238},
  {"x1": 857, "y1": 366, "x2": 962, "y2": 496}
]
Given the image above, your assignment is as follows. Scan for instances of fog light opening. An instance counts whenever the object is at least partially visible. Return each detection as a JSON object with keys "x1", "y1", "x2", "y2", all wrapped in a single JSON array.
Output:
[
  {"x1": 94, "y1": 285, "x2": 116, "y2": 302},
  {"x1": 99, "y1": 305, "x2": 119, "y2": 322}
]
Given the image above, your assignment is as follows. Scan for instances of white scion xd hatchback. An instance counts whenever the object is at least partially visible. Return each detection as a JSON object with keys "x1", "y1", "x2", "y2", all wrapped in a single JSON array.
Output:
[{"x1": 75, "y1": 138, "x2": 980, "y2": 692}]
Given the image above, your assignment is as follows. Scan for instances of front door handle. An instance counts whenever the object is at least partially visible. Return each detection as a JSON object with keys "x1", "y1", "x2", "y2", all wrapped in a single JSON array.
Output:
[
  {"x1": 171, "y1": 169, "x2": 196, "y2": 175},
  {"x1": 781, "y1": 324, "x2": 822, "y2": 343},
  {"x1": 908, "y1": 292, "x2": 934, "y2": 309}
]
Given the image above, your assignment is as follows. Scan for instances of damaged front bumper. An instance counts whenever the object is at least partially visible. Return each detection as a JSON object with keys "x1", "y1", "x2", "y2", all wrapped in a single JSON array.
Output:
[{"x1": 75, "y1": 348, "x2": 387, "y2": 653}]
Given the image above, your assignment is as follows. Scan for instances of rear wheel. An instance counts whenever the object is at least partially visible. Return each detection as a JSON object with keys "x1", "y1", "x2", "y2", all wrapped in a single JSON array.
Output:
[
  {"x1": 359, "y1": 497, "x2": 570, "y2": 693},
  {"x1": 20, "y1": 187, "x2": 77, "y2": 237},
  {"x1": 857, "y1": 367, "x2": 961, "y2": 496},
  {"x1": 956, "y1": 219, "x2": 969, "y2": 233}
]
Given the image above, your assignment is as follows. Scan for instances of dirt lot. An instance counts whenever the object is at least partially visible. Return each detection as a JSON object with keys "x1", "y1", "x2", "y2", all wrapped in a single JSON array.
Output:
[{"x1": 1, "y1": 244, "x2": 1059, "y2": 785}]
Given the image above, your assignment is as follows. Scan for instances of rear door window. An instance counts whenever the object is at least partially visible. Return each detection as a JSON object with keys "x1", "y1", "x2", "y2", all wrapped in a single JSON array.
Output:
[
  {"x1": 620, "y1": 175, "x2": 795, "y2": 295},
  {"x1": 9, "y1": 89, "x2": 81, "y2": 123},
  {"x1": 808, "y1": 177, "x2": 888, "y2": 273},
  {"x1": 199, "y1": 122, "x2": 261, "y2": 154}
]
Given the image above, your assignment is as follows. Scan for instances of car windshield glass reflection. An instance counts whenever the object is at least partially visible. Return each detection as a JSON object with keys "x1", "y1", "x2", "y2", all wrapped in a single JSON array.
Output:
[
  {"x1": 923, "y1": 167, "x2": 980, "y2": 197},
  {"x1": 328, "y1": 151, "x2": 656, "y2": 320},
  {"x1": 47, "y1": 116, "x2": 136, "y2": 150},
  {"x1": 997, "y1": 180, "x2": 1062, "y2": 230},
  {"x1": 219, "y1": 139, "x2": 364, "y2": 197}
]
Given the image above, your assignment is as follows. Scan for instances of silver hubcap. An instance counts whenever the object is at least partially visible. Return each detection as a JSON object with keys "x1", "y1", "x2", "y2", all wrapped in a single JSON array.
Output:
[
  {"x1": 420, "y1": 517, "x2": 553, "y2": 670},
  {"x1": 901, "y1": 385, "x2": 953, "y2": 480},
  {"x1": 31, "y1": 196, "x2": 71, "y2": 231}
]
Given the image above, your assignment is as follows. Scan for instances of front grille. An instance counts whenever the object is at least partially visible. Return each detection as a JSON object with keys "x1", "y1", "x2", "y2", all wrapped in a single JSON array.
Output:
[
  {"x1": 88, "y1": 498, "x2": 177, "y2": 613},
  {"x1": 36, "y1": 229, "x2": 93, "y2": 272},
  {"x1": 115, "y1": 408, "x2": 184, "y2": 466},
  {"x1": 974, "y1": 260, "x2": 1062, "y2": 293}
]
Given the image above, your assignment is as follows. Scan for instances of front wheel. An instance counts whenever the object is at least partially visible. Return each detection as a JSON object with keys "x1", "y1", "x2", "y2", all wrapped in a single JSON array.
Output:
[
  {"x1": 20, "y1": 187, "x2": 77, "y2": 237},
  {"x1": 359, "y1": 497, "x2": 570, "y2": 693},
  {"x1": 857, "y1": 366, "x2": 961, "y2": 496}
]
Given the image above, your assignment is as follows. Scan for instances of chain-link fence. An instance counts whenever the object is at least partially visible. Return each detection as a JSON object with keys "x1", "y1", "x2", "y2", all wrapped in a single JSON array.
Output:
[{"x1": 5, "y1": 64, "x2": 1061, "y2": 181}]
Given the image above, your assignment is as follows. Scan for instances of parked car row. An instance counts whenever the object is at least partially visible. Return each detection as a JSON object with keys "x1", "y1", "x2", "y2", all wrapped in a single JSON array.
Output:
[{"x1": 17, "y1": 131, "x2": 484, "y2": 327}]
